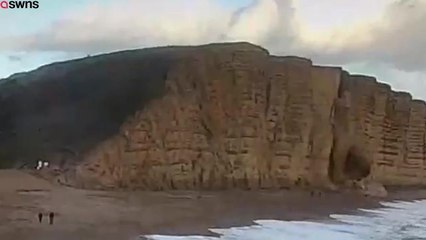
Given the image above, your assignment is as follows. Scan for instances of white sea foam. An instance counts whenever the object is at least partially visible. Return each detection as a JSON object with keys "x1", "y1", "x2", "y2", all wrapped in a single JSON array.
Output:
[{"x1": 143, "y1": 199, "x2": 426, "y2": 240}]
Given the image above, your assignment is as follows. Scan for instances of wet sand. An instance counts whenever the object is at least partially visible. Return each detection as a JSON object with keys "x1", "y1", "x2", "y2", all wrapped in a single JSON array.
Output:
[{"x1": 1, "y1": 170, "x2": 426, "y2": 240}]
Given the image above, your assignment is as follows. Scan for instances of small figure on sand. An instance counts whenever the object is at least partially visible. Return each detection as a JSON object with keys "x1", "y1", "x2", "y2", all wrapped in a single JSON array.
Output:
[
  {"x1": 49, "y1": 212, "x2": 54, "y2": 225},
  {"x1": 35, "y1": 158, "x2": 50, "y2": 170},
  {"x1": 38, "y1": 213, "x2": 43, "y2": 223},
  {"x1": 310, "y1": 190, "x2": 323, "y2": 198}
]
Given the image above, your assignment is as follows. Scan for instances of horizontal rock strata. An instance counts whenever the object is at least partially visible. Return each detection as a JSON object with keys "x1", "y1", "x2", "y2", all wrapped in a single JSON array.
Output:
[{"x1": 1, "y1": 42, "x2": 425, "y2": 190}]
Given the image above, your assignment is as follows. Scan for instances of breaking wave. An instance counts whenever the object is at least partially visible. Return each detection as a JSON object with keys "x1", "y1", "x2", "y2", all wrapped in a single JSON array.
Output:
[{"x1": 143, "y1": 200, "x2": 426, "y2": 240}]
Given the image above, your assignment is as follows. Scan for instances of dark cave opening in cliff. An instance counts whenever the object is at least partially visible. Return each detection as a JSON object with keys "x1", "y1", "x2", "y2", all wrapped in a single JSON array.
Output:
[
  {"x1": 343, "y1": 147, "x2": 371, "y2": 180},
  {"x1": 328, "y1": 144, "x2": 371, "y2": 184}
]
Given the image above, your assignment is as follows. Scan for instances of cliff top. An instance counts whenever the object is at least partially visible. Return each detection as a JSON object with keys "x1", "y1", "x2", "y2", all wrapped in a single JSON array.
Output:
[{"x1": 1, "y1": 42, "x2": 268, "y2": 83}]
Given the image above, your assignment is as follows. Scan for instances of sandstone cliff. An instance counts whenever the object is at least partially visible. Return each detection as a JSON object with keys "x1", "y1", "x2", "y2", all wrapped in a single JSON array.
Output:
[{"x1": 1, "y1": 42, "x2": 425, "y2": 190}]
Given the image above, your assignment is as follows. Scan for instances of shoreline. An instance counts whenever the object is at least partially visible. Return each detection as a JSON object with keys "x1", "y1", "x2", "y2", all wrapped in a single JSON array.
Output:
[
  {"x1": 1, "y1": 170, "x2": 426, "y2": 240},
  {"x1": 141, "y1": 188, "x2": 426, "y2": 237}
]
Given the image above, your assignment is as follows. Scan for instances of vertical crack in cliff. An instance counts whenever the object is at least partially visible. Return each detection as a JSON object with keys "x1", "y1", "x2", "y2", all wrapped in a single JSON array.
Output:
[
  {"x1": 265, "y1": 78, "x2": 271, "y2": 117},
  {"x1": 200, "y1": 119, "x2": 213, "y2": 140},
  {"x1": 328, "y1": 136, "x2": 336, "y2": 183},
  {"x1": 328, "y1": 72, "x2": 344, "y2": 184}
]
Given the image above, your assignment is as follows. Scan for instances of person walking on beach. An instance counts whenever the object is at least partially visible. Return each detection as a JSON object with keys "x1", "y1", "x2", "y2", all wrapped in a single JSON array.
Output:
[
  {"x1": 48, "y1": 212, "x2": 54, "y2": 225},
  {"x1": 38, "y1": 213, "x2": 43, "y2": 223}
]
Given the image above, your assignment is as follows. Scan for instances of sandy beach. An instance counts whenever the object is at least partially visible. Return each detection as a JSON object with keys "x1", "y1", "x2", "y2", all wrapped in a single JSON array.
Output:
[{"x1": 1, "y1": 170, "x2": 426, "y2": 240}]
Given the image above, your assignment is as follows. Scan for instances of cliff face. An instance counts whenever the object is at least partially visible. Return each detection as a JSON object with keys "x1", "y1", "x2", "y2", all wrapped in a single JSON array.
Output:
[{"x1": 1, "y1": 42, "x2": 425, "y2": 189}]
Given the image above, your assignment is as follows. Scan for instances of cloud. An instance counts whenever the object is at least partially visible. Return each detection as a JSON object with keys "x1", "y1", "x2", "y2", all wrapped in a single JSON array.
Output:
[
  {"x1": 366, "y1": 0, "x2": 426, "y2": 71},
  {"x1": 0, "y1": 0, "x2": 425, "y2": 98},
  {"x1": 0, "y1": 0, "x2": 297, "y2": 54},
  {"x1": 299, "y1": 0, "x2": 426, "y2": 72},
  {"x1": 225, "y1": 0, "x2": 295, "y2": 46}
]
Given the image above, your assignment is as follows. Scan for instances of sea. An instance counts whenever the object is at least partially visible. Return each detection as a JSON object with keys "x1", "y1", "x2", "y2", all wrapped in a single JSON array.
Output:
[{"x1": 142, "y1": 199, "x2": 426, "y2": 240}]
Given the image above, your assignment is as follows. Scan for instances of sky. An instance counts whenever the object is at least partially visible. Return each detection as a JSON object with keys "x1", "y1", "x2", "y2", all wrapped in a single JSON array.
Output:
[{"x1": 1, "y1": 0, "x2": 426, "y2": 99}]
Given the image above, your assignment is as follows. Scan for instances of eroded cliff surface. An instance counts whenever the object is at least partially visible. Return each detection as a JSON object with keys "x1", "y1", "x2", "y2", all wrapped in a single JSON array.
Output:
[{"x1": 1, "y1": 42, "x2": 425, "y2": 189}]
